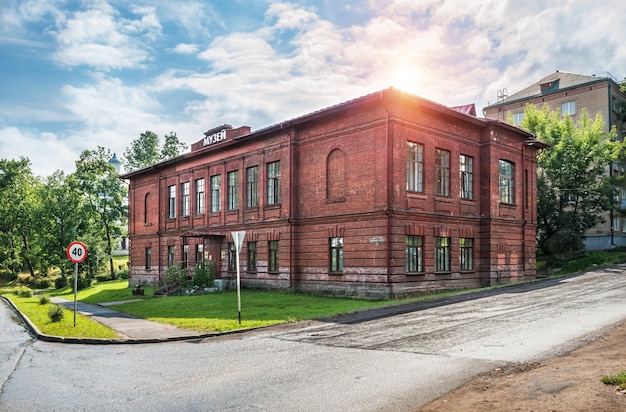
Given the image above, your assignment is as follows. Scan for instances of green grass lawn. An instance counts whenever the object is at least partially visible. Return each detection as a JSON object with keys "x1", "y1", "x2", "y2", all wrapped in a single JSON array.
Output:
[
  {"x1": 111, "y1": 289, "x2": 396, "y2": 333},
  {"x1": 52, "y1": 278, "x2": 153, "y2": 304},
  {"x1": 5, "y1": 295, "x2": 120, "y2": 339}
]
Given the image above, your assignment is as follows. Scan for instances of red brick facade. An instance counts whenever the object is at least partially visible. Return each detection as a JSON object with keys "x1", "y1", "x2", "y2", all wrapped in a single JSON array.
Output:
[{"x1": 122, "y1": 88, "x2": 544, "y2": 298}]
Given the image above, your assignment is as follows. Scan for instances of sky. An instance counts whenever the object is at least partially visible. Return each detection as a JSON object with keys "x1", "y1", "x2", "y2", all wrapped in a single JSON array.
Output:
[{"x1": 1, "y1": 0, "x2": 625, "y2": 177}]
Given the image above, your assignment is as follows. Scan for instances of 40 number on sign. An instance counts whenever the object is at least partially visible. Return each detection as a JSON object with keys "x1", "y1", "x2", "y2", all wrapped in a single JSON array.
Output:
[{"x1": 67, "y1": 241, "x2": 88, "y2": 263}]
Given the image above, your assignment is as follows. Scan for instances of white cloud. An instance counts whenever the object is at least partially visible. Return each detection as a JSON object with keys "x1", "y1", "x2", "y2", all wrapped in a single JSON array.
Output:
[
  {"x1": 0, "y1": 127, "x2": 77, "y2": 177},
  {"x1": 50, "y1": 1, "x2": 159, "y2": 70},
  {"x1": 172, "y1": 43, "x2": 199, "y2": 54}
]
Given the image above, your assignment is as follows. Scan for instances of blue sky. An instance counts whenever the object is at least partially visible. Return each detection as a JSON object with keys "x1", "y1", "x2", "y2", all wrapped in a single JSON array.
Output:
[{"x1": 1, "y1": 0, "x2": 625, "y2": 176}]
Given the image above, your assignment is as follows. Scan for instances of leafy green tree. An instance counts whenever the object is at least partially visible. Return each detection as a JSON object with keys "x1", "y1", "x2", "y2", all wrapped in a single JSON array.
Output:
[
  {"x1": 38, "y1": 171, "x2": 85, "y2": 276},
  {"x1": 0, "y1": 158, "x2": 44, "y2": 276},
  {"x1": 122, "y1": 130, "x2": 160, "y2": 171},
  {"x1": 520, "y1": 104, "x2": 619, "y2": 254},
  {"x1": 122, "y1": 130, "x2": 188, "y2": 171},
  {"x1": 74, "y1": 147, "x2": 127, "y2": 279},
  {"x1": 161, "y1": 131, "x2": 188, "y2": 160}
]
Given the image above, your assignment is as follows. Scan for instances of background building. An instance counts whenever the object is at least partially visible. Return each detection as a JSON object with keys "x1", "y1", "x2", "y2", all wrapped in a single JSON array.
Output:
[
  {"x1": 122, "y1": 88, "x2": 545, "y2": 298},
  {"x1": 483, "y1": 71, "x2": 626, "y2": 250}
]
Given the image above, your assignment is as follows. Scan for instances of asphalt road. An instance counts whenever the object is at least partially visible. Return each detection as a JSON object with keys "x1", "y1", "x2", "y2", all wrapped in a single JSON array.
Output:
[{"x1": 2, "y1": 267, "x2": 626, "y2": 411}]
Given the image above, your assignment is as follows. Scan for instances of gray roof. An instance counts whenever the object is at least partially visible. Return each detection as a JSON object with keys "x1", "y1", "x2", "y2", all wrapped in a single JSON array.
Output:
[{"x1": 503, "y1": 71, "x2": 608, "y2": 103}]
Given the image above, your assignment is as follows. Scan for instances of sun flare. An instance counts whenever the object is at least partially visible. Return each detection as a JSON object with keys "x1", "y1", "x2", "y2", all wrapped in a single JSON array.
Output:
[{"x1": 390, "y1": 65, "x2": 420, "y2": 93}]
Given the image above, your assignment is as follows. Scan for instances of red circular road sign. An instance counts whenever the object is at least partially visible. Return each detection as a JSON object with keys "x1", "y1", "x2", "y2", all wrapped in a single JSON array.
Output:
[{"x1": 67, "y1": 241, "x2": 88, "y2": 263}]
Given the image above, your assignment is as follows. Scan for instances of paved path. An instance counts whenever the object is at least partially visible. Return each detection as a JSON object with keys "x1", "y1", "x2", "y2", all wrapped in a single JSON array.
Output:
[{"x1": 46, "y1": 297, "x2": 202, "y2": 342}]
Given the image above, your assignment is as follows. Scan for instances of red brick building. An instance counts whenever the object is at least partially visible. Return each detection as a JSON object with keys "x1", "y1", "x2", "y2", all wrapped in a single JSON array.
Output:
[{"x1": 122, "y1": 88, "x2": 546, "y2": 298}]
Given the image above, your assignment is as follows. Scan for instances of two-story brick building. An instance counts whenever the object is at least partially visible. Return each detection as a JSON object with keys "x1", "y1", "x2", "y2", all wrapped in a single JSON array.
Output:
[{"x1": 121, "y1": 88, "x2": 545, "y2": 298}]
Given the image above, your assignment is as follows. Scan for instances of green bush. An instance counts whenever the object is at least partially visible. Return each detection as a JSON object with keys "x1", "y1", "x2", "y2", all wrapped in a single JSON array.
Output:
[
  {"x1": 55, "y1": 276, "x2": 68, "y2": 289},
  {"x1": 192, "y1": 261, "x2": 216, "y2": 288},
  {"x1": 77, "y1": 276, "x2": 92, "y2": 290},
  {"x1": 39, "y1": 294, "x2": 51, "y2": 305},
  {"x1": 29, "y1": 276, "x2": 52, "y2": 289},
  {"x1": 48, "y1": 304, "x2": 65, "y2": 322},
  {"x1": 117, "y1": 267, "x2": 129, "y2": 279},
  {"x1": 95, "y1": 274, "x2": 111, "y2": 283},
  {"x1": 15, "y1": 286, "x2": 33, "y2": 298}
]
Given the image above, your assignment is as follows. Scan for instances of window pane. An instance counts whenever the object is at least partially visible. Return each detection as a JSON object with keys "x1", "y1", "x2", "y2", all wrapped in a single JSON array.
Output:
[
  {"x1": 406, "y1": 235, "x2": 423, "y2": 272},
  {"x1": 499, "y1": 160, "x2": 515, "y2": 204},
  {"x1": 228, "y1": 171, "x2": 239, "y2": 210},
  {"x1": 330, "y1": 237, "x2": 344, "y2": 272},
  {"x1": 435, "y1": 149, "x2": 450, "y2": 196},
  {"x1": 268, "y1": 161, "x2": 280, "y2": 204},
  {"x1": 435, "y1": 237, "x2": 450, "y2": 271},
  {"x1": 406, "y1": 142, "x2": 423, "y2": 192},
  {"x1": 181, "y1": 182, "x2": 190, "y2": 216},
  {"x1": 211, "y1": 175, "x2": 221, "y2": 213},
  {"x1": 246, "y1": 166, "x2": 258, "y2": 207},
  {"x1": 460, "y1": 155, "x2": 473, "y2": 199},
  {"x1": 195, "y1": 179, "x2": 205, "y2": 214},
  {"x1": 168, "y1": 185, "x2": 176, "y2": 218}
]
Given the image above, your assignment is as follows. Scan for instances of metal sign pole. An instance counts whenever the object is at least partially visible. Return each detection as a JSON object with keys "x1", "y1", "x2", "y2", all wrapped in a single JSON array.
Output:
[
  {"x1": 74, "y1": 262, "x2": 78, "y2": 327},
  {"x1": 231, "y1": 231, "x2": 246, "y2": 325}
]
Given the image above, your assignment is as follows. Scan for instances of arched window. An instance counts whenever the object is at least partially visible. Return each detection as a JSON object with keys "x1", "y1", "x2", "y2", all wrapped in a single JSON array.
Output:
[
  {"x1": 144, "y1": 193, "x2": 150, "y2": 224},
  {"x1": 326, "y1": 149, "x2": 345, "y2": 199}
]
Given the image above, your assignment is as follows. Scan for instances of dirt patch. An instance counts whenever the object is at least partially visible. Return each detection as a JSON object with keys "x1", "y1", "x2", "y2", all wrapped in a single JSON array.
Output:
[{"x1": 419, "y1": 320, "x2": 626, "y2": 411}]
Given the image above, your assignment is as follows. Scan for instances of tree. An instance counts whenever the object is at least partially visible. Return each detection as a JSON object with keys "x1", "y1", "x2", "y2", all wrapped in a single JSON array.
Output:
[
  {"x1": 122, "y1": 130, "x2": 188, "y2": 171},
  {"x1": 520, "y1": 104, "x2": 620, "y2": 254},
  {"x1": 122, "y1": 130, "x2": 160, "y2": 171},
  {"x1": 74, "y1": 147, "x2": 127, "y2": 279},
  {"x1": 0, "y1": 158, "x2": 44, "y2": 276},
  {"x1": 161, "y1": 131, "x2": 188, "y2": 160},
  {"x1": 38, "y1": 171, "x2": 85, "y2": 276}
]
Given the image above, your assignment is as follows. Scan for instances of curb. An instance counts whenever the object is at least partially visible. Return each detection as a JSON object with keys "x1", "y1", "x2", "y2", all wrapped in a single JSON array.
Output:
[{"x1": 0, "y1": 295, "x2": 254, "y2": 345}]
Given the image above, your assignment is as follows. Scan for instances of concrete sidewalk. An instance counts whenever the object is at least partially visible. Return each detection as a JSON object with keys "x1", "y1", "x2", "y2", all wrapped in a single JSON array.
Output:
[{"x1": 42, "y1": 297, "x2": 205, "y2": 343}]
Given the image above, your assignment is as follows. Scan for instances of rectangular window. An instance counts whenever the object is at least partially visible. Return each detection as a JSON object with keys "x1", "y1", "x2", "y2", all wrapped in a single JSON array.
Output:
[
  {"x1": 329, "y1": 237, "x2": 344, "y2": 272},
  {"x1": 168, "y1": 246, "x2": 175, "y2": 267},
  {"x1": 435, "y1": 149, "x2": 450, "y2": 196},
  {"x1": 269, "y1": 240, "x2": 279, "y2": 272},
  {"x1": 405, "y1": 235, "x2": 423, "y2": 272},
  {"x1": 499, "y1": 160, "x2": 515, "y2": 204},
  {"x1": 181, "y1": 182, "x2": 190, "y2": 217},
  {"x1": 145, "y1": 247, "x2": 151, "y2": 270},
  {"x1": 460, "y1": 155, "x2": 473, "y2": 200},
  {"x1": 561, "y1": 101, "x2": 576, "y2": 116},
  {"x1": 195, "y1": 178, "x2": 205, "y2": 215},
  {"x1": 210, "y1": 175, "x2": 221, "y2": 213},
  {"x1": 435, "y1": 237, "x2": 450, "y2": 271},
  {"x1": 183, "y1": 244, "x2": 189, "y2": 268},
  {"x1": 227, "y1": 170, "x2": 239, "y2": 210},
  {"x1": 247, "y1": 241, "x2": 257, "y2": 272},
  {"x1": 167, "y1": 185, "x2": 176, "y2": 218},
  {"x1": 267, "y1": 161, "x2": 281, "y2": 205},
  {"x1": 406, "y1": 142, "x2": 423, "y2": 192},
  {"x1": 512, "y1": 112, "x2": 524, "y2": 126},
  {"x1": 246, "y1": 166, "x2": 259, "y2": 208},
  {"x1": 228, "y1": 242, "x2": 236, "y2": 271},
  {"x1": 460, "y1": 238, "x2": 473, "y2": 271},
  {"x1": 195, "y1": 244, "x2": 203, "y2": 264}
]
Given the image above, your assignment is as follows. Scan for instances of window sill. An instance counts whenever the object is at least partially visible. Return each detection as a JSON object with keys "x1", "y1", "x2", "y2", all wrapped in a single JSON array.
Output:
[
  {"x1": 328, "y1": 271, "x2": 343, "y2": 275},
  {"x1": 326, "y1": 197, "x2": 346, "y2": 204}
]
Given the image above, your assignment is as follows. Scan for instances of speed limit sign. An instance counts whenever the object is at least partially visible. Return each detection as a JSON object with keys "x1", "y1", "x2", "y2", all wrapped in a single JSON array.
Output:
[{"x1": 67, "y1": 241, "x2": 88, "y2": 263}]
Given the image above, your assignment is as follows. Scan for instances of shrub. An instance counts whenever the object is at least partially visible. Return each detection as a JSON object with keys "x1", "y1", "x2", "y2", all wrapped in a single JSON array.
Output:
[
  {"x1": 39, "y1": 294, "x2": 51, "y2": 305},
  {"x1": 76, "y1": 276, "x2": 92, "y2": 290},
  {"x1": 29, "y1": 276, "x2": 52, "y2": 289},
  {"x1": 15, "y1": 286, "x2": 33, "y2": 298},
  {"x1": 48, "y1": 304, "x2": 65, "y2": 322},
  {"x1": 95, "y1": 274, "x2": 111, "y2": 283},
  {"x1": 55, "y1": 276, "x2": 68, "y2": 289},
  {"x1": 192, "y1": 261, "x2": 216, "y2": 288},
  {"x1": 117, "y1": 267, "x2": 129, "y2": 279},
  {"x1": 163, "y1": 264, "x2": 184, "y2": 288}
]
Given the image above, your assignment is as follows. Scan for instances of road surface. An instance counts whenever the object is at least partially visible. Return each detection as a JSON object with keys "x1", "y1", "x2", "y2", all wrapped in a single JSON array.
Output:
[{"x1": 2, "y1": 267, "x2": 626, "y2": 411}]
